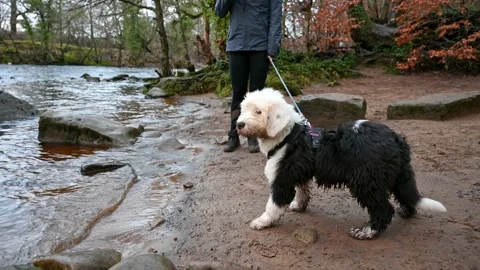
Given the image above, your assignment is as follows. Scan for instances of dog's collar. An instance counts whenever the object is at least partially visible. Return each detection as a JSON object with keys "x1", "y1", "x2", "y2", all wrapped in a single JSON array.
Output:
[{"x1": 267, "y1": 123, "x2": 304, "y2": 159}]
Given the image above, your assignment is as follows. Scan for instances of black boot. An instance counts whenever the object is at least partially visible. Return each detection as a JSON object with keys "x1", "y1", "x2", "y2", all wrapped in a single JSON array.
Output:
[
  {"x1": 224, "y1": 108, "x2": 241, "y2": 153},
  {"x1": 224, "y1": 131, "x2": 240, "y2": 152},
  {"x1": 247, "y1": 137, "x2": 260, "y2": 153}
]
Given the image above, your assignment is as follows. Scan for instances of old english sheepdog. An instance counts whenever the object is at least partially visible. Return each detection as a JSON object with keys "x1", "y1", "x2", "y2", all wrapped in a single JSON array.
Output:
[{"x1": 236, "y1": 88, "x2": 447, "y2": 240}]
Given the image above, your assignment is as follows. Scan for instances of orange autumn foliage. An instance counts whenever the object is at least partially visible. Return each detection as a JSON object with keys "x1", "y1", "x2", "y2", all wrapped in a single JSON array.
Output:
[
  {"x1": 394, "y1": 0, "x2": 480, "y2": 71},
  {"x1": 310, "y1": 0, "x2": 362, "y2": 51}
]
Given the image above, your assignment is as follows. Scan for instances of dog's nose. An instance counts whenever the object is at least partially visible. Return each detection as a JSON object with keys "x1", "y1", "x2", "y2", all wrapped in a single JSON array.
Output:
[{"x1": 237, "y1": 122, "x2": 245, "y2": 129}]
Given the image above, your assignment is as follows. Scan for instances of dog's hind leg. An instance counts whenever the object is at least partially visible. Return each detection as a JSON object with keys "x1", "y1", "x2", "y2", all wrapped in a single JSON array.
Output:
[
  {"x1": 349, "y1": 192, "x2": 395, "y2": 240},
  {"x1": 393, "y1": 164, "x2": 420, "y2": 218},
  {"x1": 289, "y1": 182, "x2": 311, "y2": 212}
]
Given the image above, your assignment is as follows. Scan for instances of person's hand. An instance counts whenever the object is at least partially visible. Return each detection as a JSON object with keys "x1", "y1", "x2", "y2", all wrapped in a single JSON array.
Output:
[{"x1": 267, "y1": 55, "x2": 274, "y2": 63}]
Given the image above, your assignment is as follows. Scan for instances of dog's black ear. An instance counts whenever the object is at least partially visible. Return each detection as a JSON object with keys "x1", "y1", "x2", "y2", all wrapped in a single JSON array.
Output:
[{"x1": 267, "y1": 104, "x2": 290, "y2": 138}]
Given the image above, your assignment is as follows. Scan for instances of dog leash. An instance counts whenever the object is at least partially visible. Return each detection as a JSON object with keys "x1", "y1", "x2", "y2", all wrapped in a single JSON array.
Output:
[
  {"x1": 268, "y1": 56, "x2": 326, "y2": 151},
  {"x1": 268, "y1": 56, "x2": 311, "y2": 128}
]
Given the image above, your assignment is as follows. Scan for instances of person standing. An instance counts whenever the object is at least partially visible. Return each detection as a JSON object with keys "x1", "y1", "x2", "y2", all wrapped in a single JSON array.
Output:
[{"x1": 215, "y1": 0, "x2": 283, "y2": 153}]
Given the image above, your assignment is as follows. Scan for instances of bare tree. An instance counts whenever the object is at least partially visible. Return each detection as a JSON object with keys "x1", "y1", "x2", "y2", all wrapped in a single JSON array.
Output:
[{"x1": 10, "y1": 0, "x2": 17, "y2": 34}]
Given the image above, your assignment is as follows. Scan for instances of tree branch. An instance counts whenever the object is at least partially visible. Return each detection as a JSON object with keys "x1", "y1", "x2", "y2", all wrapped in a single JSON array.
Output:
[
  {"x1": 118, "y1": 0, "x2": 155, "y2": 11},
  {"x1": 180, "y1": 9, "x2": 202, "y2": 19}
]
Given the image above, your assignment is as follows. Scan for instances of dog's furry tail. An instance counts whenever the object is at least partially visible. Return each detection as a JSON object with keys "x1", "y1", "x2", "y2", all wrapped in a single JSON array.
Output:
[{"x1": 416, "y1": 197, "x2": 447, "y2": 213}]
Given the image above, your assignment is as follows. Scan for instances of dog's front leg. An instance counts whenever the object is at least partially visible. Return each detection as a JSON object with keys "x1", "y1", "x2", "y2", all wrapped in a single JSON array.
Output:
[{"x1": 250, "y1": 195, "x2": 286, "y2": 230}]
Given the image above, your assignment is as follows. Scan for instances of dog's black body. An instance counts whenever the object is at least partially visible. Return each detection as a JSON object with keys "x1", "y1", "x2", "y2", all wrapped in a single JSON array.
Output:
[{"x1": 271, "y1": 120, "x2": 421, "y2": 237}]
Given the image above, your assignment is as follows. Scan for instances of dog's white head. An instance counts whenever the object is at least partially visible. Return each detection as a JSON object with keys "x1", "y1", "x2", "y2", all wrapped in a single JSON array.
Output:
[{"x1": 236, "y1": 88, "x2": 302, "y2": 140}]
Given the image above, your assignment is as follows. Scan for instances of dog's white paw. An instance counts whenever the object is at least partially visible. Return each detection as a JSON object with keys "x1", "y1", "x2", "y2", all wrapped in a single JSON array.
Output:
[
  {"x1": 250, "y1": 216, "x2": 272, "y2": 230},
  {"x1": 349, "y1": 225, "x2": 378, "y2": 240},
  {"x1": 289, "y1": 201, "x2": 306, "y2": 212}
]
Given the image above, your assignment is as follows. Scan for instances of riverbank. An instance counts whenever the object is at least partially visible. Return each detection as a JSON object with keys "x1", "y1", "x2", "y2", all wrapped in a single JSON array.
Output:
[{"x1": 156, "y1": 67, "x2": 480, "y2": 269}]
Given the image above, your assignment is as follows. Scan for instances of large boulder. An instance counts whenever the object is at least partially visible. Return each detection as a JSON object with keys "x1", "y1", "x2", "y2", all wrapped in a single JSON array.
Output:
[
  {"x1": 38, "y1": 111, "x2": 143, "y2": 146},
  {"x1": 109, "y1": 254, "x2": 176, "y2": 270},
  {"x1": 387, "y1": 91, "x2": 480, "y2": 120},
  {"x1": 0, "y1": 90, "x2": 39, "y2": 122},
  {"x1": 33, "y1": 249, "x2": 121, "y2": 270},
  {"x1": 296, "y1": 93, "x2": 367, "y2": 129}
]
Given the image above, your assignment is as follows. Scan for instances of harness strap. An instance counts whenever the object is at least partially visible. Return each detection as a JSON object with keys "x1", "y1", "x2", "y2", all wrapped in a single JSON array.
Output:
[
  {"x1": 267, "y1": 123, "x2": 304, "y2": 159},
  {"x1": 308, "y1": 127, "x2": 324, "y2": 152},
  {"x1": 267, "y1": 124, "x2": 326, "y2": 159}
]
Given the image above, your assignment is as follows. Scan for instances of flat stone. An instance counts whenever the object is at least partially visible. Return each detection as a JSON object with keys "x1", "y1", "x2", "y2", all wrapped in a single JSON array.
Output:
[
  {"x1": 146, "y1": 87, "x2": 173, "y2": 99},
  {"x1": 33, "y1": 249, "x2": 121, "y2": 270},
  {"x1": 292, "y1": 227, "x2": 317, "y2": 244},
  {"x1": 296, "y1": 93, "x2": 366, "y2": 129},
  {"x1": 109, "y1": 254, "x2": 176, "y2": 270},
  {"x1": 387, "y1": 91, "x2": 480, "y2": 120},
  {"x1": 0, "y1": 90, "x2": 39, "y2": 122},
  {"x1": 38, "y1": 111, "x2": 143, "y2": 146},
  {"x1": 155, "y1": 137, "x2": 186, "y2": 151}
]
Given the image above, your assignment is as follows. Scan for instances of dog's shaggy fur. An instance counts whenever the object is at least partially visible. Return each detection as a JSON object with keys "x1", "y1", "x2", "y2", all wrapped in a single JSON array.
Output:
[{"x1": 236, "y1": 88, "x2": 447, "y2": 240}]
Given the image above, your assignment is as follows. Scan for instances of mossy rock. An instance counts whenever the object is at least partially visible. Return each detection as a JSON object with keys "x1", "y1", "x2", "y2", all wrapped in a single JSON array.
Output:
[
  {"x1": 38, "y1": 111, "x2": 143, "y2": 146},
  {"x1": 387, "y1": 91, "x2": 480, "y2": 120},
  {"x1": 152, "y1": 71, "x2": 223, "y2": 96},
  {"x1": 33, "y1": 249, "x2": 121, "y2": 270}
]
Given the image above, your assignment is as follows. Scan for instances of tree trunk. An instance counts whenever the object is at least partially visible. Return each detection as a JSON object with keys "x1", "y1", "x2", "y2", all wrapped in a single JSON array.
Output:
[
  {"x1": 174, "y1": 1, "x2": 194, "y2": 72},
  {"x1": 304, "y1": 0, "x2": 314, "y2": 53},
  {"x1": 201, "y1": 1, "x2": 216, "y2": 64},
  {"x1": 10, "y1": 0, "x2": 17, "y2": 34},
  {"x1": 153, "y1": 0, "x2": 171, "y2": 77},
  {"x1": 88, "y1": 0, "x2": 99, "y2": 63},
  {"x1": 194, "y1": 35, "x2": 215, "y2": 65}
]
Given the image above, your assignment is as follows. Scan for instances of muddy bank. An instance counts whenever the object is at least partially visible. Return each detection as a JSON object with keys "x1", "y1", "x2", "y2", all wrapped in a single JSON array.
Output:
[{"x1": 159, "y1": 67, "x2": 480, "y2": 269}]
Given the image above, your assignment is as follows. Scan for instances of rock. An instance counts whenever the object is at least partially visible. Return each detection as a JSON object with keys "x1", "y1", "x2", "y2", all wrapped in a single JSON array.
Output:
[
  {"x1": 33, "y1": 249, "x2": 121, "y2": 270},
  {"x1": 109, "y1": 254, "x2": 176, "y2": 270},
  {"x1": 222, "y1": 97, "x2": 232, "y2": 114},
  {"x1": 183, "y1": 182, "x2": 194, "y2": 189},
  {"x1": 292, "y1": 227, "x2": 317, "y2": 244},
  {"x1": 0, "y1": 265, "x2": 40, "y2": 270},
  {"x1": 80, "y1": 73, "x2": 100, "y2": 82},
  {"x1": 38, "y1": 111, "x2": 143, "y2": 146},
  {"x1": 166, "y1": 172, "x2": 184, "y2": 182},
  {"x1": 0, "y1": 90, "x2": 39, "y2": 122},
  {"x1": 185, "y1": 261, "x2": 251, "y2": 270},
  {"x1": 387, "y1": 91, "x2": 480, "y2": 120},
  {"x1": 149, "y1": 216, "x2": 166, "y2": 230},
  {"x1": 296, "y1": 93, "x2": 367, "y2": 129},
  {"x1": 142, "y1": 130, "x2": 163, "y2": 138},
  {"x1": 215, "y1": 137, "x2": 228, "y2": 145},
  {"x1": 156, "y1": 137, "x2": 186, "y2": 151},
  {"x1": 145, "y1": 87, "x2": 173, "y2": 99},
  {"x1": 108, "y1": 74, "x2": 129, "y2": 82}
]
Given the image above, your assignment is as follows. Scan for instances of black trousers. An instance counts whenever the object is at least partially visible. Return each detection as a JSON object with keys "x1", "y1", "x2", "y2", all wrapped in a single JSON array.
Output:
[{"x1": 229, "y1": 51, "x2": 270, "y2": 113}]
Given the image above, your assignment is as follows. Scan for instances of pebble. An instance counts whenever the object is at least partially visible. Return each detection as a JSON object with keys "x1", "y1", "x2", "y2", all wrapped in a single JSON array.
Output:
[{"x1": 183, "y1": 182, "x2": 194, "y2": 189}]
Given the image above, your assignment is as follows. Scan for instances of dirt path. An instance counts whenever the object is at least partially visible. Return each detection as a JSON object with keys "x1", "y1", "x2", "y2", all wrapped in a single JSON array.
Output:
[{"x1": 160, "y1": 67, "x2": 480, "y2": 269}]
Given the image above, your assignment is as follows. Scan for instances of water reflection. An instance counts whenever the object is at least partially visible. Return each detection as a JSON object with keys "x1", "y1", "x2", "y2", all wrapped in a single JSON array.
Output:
[
  {"x1": 38, "y1": 144, "x2": 110, "y2": 162},
  {"x1": 0, "y1": 64, "x2": 207, "y2": 265}
]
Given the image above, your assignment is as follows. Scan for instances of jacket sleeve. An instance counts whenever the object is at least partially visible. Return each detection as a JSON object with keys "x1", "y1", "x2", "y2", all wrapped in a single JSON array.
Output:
[
  {"x1": 268, "y1": 0, "x2": 283, "y2": 57},
  {"x1": 215, "y1": 0, "x2": 234, "y2": 18}
]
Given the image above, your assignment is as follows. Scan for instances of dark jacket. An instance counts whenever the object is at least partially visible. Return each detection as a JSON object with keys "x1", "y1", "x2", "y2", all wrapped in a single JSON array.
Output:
[{"x1": 215, "y1": 0, "x2": 282, "y2": 57}]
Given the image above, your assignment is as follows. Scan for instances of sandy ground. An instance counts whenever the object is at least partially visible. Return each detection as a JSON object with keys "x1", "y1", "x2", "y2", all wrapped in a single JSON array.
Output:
[{"x1": 157, "y1": 67, "x2": 480, "y2": 270}]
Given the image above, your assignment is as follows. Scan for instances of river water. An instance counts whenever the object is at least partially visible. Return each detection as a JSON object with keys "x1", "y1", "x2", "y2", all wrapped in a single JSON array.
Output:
[{"x1": 0, "y1": 64, "x2": 211, "y2": 265}]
